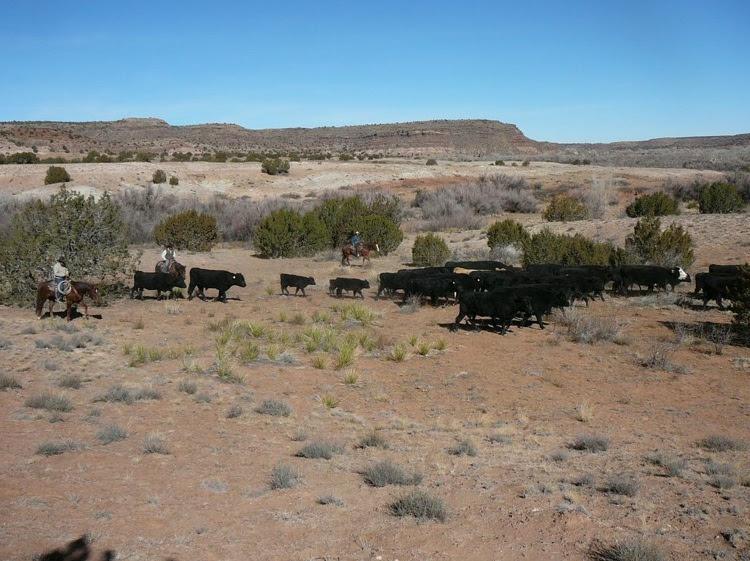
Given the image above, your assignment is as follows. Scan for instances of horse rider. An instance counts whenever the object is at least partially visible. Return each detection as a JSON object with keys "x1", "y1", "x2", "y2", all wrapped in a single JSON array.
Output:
[
  {"x1": 349, "y1": 231, "x2": 362, "y2": 257},
  {"x1": 52, "y1": 256, "x2": 70, "y2": 303},
  {"x1": 158, "y1": 243, "x2": 177, "y2": 274}
]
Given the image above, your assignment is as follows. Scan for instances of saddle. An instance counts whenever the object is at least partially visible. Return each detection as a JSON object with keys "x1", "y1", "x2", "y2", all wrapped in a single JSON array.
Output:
[{"x1": 53, "y1": 278, "x2": 72, "y2": 302}]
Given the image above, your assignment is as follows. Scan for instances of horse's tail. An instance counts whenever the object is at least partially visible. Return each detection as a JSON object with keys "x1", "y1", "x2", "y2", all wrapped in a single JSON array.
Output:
[{"x1": 35, "y1": 285, "x2": 46, "y2": 317}]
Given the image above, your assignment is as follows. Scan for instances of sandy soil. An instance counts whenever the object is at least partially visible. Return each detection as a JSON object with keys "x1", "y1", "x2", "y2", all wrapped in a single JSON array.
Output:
[
  {"x1": 1, "y1": 239, "x2": 749, "y2": 561},
  {"x1": 0, "y1": 160, "x2": 725, "y2": 202}
]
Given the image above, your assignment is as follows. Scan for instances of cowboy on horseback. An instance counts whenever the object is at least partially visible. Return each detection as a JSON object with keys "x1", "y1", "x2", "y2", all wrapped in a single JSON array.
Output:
[
  {"x1": 157, "y1": 243, "x2": 177, "y2": 274},
  {"x1": 52, "y1": 256, "x2": 71, "y2": 303},
  {"x1": 349, "y1": 231, "x2": 362, "y2": 257}
]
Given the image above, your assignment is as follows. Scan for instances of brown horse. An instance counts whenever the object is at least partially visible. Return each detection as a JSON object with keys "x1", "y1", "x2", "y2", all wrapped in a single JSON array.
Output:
[
  {"x1": 341, "y1": 242, "x2": 380, "y2": 266},
  {"x1": 36, "y1": 280, "x2": 101, "y2": 321},
  {"x1": 155, "y1": 259, "x2": 186, "y2": 278}
]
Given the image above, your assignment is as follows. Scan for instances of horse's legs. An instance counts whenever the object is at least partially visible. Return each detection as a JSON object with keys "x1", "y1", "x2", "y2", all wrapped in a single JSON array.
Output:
[
  {"x1": 66, "y1": 301, "x2": 72, "y2": 322},
  {"x1": 82, "y1": 299, "x2": 89, "y2": 319}
]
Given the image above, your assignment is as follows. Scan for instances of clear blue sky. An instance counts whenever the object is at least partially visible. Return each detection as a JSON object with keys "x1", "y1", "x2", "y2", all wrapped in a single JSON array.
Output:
[{"x1": 2, "y1": 0, "x2": 748, "y2": 142}]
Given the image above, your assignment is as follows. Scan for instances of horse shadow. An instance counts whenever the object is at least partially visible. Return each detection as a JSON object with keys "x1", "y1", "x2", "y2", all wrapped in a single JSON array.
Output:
[{"x1": 40, "y1": 309, "x2": 102, "y2": 321}]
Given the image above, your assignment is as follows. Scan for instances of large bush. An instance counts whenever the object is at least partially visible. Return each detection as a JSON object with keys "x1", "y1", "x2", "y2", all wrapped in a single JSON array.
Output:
[
  {"x1": 312, "y1": 194, "x2": 402, "y2": 249},
  {"x1": 624, "y1": 217, "x2": 694, "y2": 267},
  {"x1": 357, "y1": 214, "x2": 404, "y2": 255},
  {"x1": 153, "y1": 210, "x2": 218, "y2": 251},
  {"x1": 625, "y1": 191, "x2": 679, "y2": 217},
  {"x1": 7, "y1": 152, "x2": 39, "y2": 164},
  {"x1": 261, "y1": 157, "x2": 290, "y2": 175},
  {"x1": 698, "y1": 182, "x2": 744, "y2": 214},
  {"x1": 152, "y1": 169, "x2": 167, "y2": 184},
  {"x1": 0, "y1": 188, "x2": 135, "y2": 305},
  {"x1": 412, "y1": 233, "x2": 450, "y2": 266},
  {"x1": 486, "y1": 219, "x2": 530, "y2": 249},
  {"x1": 542, "y1": 194, "x2": 589, "y2": 222},
  {"x1": 253, "y1": 208, "x2": 328, "y2": 258},
  {"x1": 731, "y1": 266, "x2": 750, "y2": 333},
  {"x1": 44, "y1": 166, "x2": 71, "y2": 185},
  {"x1": 523, "y1": 229, "x2": 615, "y2": 267}
]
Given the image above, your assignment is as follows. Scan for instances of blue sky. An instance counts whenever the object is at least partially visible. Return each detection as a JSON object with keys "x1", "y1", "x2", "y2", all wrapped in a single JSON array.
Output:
[{"x1": 1, "y1": 0, "x2": 748, "y2": 142}]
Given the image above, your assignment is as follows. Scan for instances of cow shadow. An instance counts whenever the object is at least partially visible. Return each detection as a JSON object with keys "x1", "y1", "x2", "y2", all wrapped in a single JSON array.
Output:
[
  {"x1": 660, "y1": 320, "x2": 749, "y2": 348},
  {"x1": 437, "y1": 319, "x2": 533, "y2": 334},
  {"x1": 38, "y1": 535, "x2": 114, "y2": 561}
]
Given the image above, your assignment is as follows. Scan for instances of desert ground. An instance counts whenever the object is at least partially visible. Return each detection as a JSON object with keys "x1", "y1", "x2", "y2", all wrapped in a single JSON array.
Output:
[
  {"x1": 0, "y1": 160, "x2": 749, "y2": 561},
  {"x1": 0, "y1": 159, "x2": 725, "y2": 202}
]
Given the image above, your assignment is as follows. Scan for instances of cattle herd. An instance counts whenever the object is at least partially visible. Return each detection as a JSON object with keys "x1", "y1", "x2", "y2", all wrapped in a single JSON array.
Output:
[{"x1": 126, "y1": 261, "x2": 748, "y2": 334}]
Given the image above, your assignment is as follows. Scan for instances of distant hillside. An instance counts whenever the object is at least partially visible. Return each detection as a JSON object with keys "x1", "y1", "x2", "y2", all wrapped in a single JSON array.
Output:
[{"x1": 1, "y1": 117, "x2": 748, "y2": 170}]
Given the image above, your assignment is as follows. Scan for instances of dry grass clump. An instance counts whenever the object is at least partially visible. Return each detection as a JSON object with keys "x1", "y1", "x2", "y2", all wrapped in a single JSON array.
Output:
[
  {"x1": 600, "y1": 475, "x2": 639, "y2": 497},
  {"x1": 389, "y1": 490, "x2": 447, "y2": 522},
  {"x1": 448, "y1": 438, "x2": 477, "y2": 457},
  {"x1": 362, "y1": 460, "x2": 423, "y2": 487},
  {"x1": 645, "y1": 452, "x2": 687, "y2": 477},
  {"x1": 336, "y1": 303, "x2": 378, "y2": 325},
  {"x1": 555, "y1": 309, "x2": 626, "y2": 344},
  {"x1": 321, "y1": 394, "x2": 339, "y2": 409},
  {"x1": 488, "y1": 433, "x2": 512, "y2": 445},
  {"x1": 588, "y1": 539, "x2": 666, "y2": 561},
  {"x1": 639, "y1": 344, "x2": 687, "y2": 374},
  {"x1": 143, "y1": 434, "x2": 169, "y2": 455},
  {"x1": 269, "y1": 464, "x2": 300, "y2": 490},
  {"x1": 0, "y1": 372, "x2": 22, "y2": 390},
  {"x1": 36, "y1": 440, "x2": 80, "y2": 456},
  {"x1": 570, "y1": 434, "x2": 610, "y2": 453},
  {"x1": 94, "y1": 384, "x2": 161, "y2": 405},
  {"x1": 575, "y1": 402, "x2": 593, "y2": 423},
  {"x1": 334, "y1": 341, "x2": 357, "y2": 370},
  {"x1": 58, "y1": 374, "x2": 83, "y2": 389},
  {"x1": 317, "y1": 495, "x2": 344, "y2": 506},
  {"x1": 296, "y1": 441, "x2": 342, "y2": 460},
  {"x1": 25, "y1": 392, "x2": 73, "y2": 412},
  {"x1": 697, "y1": 435, "x2": 746, "y2": 452},
  {"x1": 388, "y1": 343, "x2": 408, "y2": 362},
  {"x1": 96, "y1": 424, "x2": 128, "y2": 445},
  {"x1": 178, "y1": 379, "x2": 198, "y2": 395},
  {"x1": 226, "y1": 404, "x2": 243, "y2": 418},
  {"x1": 255, "y1": 399, "x2": 292, "y2": 417},
  {"x1": 357, "y1": 431, "x2": 389, "y2": 449}
]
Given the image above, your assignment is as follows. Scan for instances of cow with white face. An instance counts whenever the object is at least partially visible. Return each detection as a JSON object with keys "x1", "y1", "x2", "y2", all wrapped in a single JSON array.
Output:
[{"x1": 615, "y1": 265, "x2": 691, "y2": 295}]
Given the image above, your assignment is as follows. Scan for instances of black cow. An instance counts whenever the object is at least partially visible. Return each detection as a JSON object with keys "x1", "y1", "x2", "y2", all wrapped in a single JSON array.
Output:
[
  {"x1": 404, "y1": 275, "x2": 457, "y2": 306},
  {"x1": 131, "y1": 271, "x2": 186, "y2": 300},
  {"x1": 188, "y1": 268, "x2": 246, "y2": 302},
  {"x1": 453, "y1": 290, "x2": 526, "y2": 334},
  {"x1": 614, "y1": 265, "x2": 691, "y2": 295},
  {"x1": 696, "y1": 273, "x2": 746, "y2": 309},
  {"x1": 446, "y1": 260, "x2": 508, "y2": 271},
  {"x1": 329, "y1": 277, "x2": 370, "y2": 298},
  {"x1": 280, "y1": 273, "x2": 316, "y2": 296}
]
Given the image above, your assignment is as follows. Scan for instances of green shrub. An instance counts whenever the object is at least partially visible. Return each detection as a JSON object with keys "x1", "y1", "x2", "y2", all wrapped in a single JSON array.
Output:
[
  {"x1": 698, "y1": 182, "x2": 744, "y2": 214},
  {"x1": 7, "y1": 152, "x2": 39, "y2": 164},
  {"x1": 261, "y1": 157, "x2": 290, "y2": 175},
  {"x1": 626, "y1": 192, "x2": 679, "y2": 217},
  {"x1": 494, "y1": 160, "x2": 505, "y2": 166},
  {"x1": 425, "y1": 158, "x2": 437, "y2": 166},
  {"x1": 730, "y1": 266, "x2": 750, "y2": 332},
  {"x1": 412, "y1": 233, "x2": 450, "y2": 266},
  {"x1": 486, "y1": 219, "x2": 530, "y2": 249},
  {"x1": 169, "y1": 176, "x2": 179, "y2": 186},
  {"x1": 135, "y1": 152, "x2": 153, "y2": 162},
  {"x1": 0, "y1": 188, "x2": 134, "y2": 305},
  {"x1": 624, "y1": 217, "x2": 694, "y2": 267},
  {"x1": 312, "y1": 194, "x2": 402, "y2": 249},
  {"x1": 153, "y1": 209, "x2": 218, "y2": 251},
  {"x1": 44, "y1": 166, "x2": 71, "y2": 185},
  {"x1": 543, "y1": 194, "x2": 589, "y2": 222},
  {"x1": 523, "y1": 229, "x2": 615, "y2": 266},
  {"x1": 213, "y1": 152, "x2": 228, "y2": 163},
  {"x1": 253, "y1": 208, "x2": 328, "y2": 258},
  {"x1": 338, "y1": 153, "x2": 354, "y2": 161},
  {"x1": 357, "y1": 214, "x2": 403, "y2": 254},
  {"x1": 152, "y1": 169, "x2": 167, "y2": 184}
]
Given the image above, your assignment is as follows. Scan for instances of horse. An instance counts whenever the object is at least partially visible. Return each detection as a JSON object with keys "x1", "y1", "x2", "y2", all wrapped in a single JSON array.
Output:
[
  {"x1": 341, "y1": 242, "x2": 380, "y2": 266},
  {"x1": 155, "y1": 259, "x2": 186, "y2": 278},
  {"x1": 36, "y1": 280, "x2": 101, "y2": 322}
]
